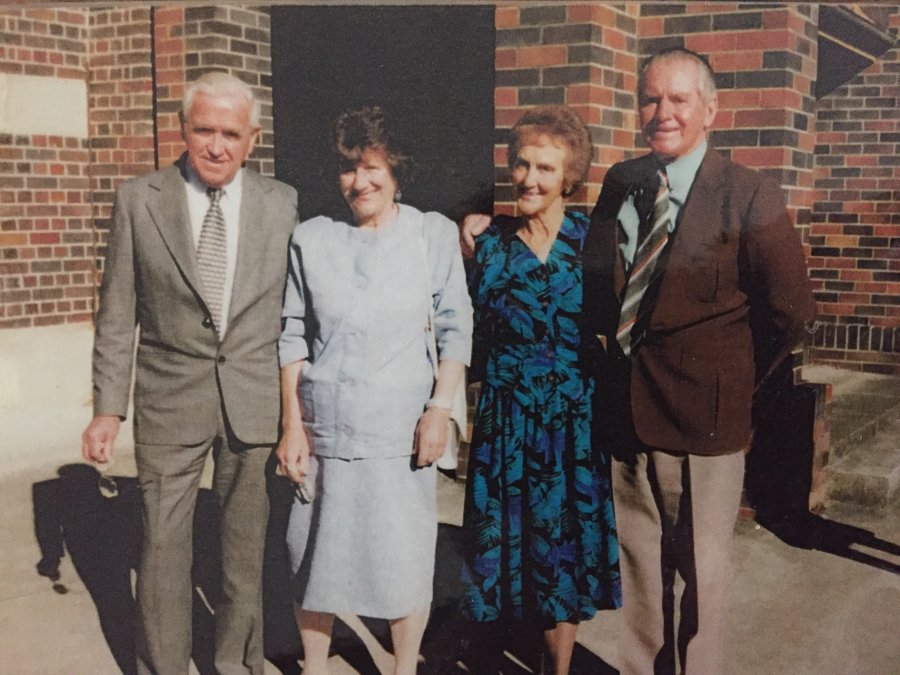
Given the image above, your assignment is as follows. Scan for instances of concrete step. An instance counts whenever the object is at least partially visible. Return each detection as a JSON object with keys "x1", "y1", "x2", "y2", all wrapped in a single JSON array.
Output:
[
  {"x1": 828, "y1": 414, "x2": 900, "y2": 508},
  {"x1": 829, "y1": 400, "x2": 900, "y2": 460},
  {"x1": 800, "y1": 365, "x2": 900, "y2": 509}
]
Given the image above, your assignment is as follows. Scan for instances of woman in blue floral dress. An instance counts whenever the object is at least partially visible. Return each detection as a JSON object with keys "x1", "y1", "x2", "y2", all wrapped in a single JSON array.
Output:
[{"x1": 461, "y1": 105, "x2": 621, "y2": 675}]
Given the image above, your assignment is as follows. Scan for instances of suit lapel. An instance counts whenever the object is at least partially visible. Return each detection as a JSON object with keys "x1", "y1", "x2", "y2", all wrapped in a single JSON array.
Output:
[
  {"x1": 227, "y1": 169, "x2": 271, "y2": 326},
  {"x1": 613, "y1": 226, "x2": 627, "y2": 298},
  {"x1": 674, "y1": 148, "x2": 727, "y2": 251},
  {"x1": 145, "y1": 160, "x2": 202, "y2": 292},
  {"x1": 611, "y1": 156, "x2": 657, "y2": 298}
]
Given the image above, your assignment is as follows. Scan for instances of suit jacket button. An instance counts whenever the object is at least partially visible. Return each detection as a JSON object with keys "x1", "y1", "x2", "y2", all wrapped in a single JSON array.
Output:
[
  {"x1": 217, "y1": 355, "x2": 226, "y2": 364},
  {"x1": 202, "y1": 316, "x2": 213, "y2": 329}
]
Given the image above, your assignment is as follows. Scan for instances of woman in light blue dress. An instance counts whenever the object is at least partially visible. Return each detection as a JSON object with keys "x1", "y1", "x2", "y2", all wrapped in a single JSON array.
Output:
[{"x1": 275, "y1": 106, "x2": 472, "y2": 675}]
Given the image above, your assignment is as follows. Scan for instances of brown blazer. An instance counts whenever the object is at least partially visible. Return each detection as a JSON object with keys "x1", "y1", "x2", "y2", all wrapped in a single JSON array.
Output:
[
  {"x1": 581, "y1": 149, "x2": 815, "y2": 456},
  {"x1": 92, "y1": 155, "x2": 298, "y2": 445}
]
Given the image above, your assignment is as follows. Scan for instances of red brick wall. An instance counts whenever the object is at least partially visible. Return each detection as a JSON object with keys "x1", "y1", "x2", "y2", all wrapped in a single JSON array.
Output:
[
  {"x1": 0, "y1": 134, "x2": 94, "y2": 328},
  {"x1": 807, "y1": 7, "x2": 900, "y2": 374},
  {"x1": 0, "y1": 7, "x2": 88, "y2": 78},
  {"x1": 154, "y1": 6, "x2": 187, "y2": 167},
  {"x1": 1, "y1": 8, "x2": 93, "y2": 328},
  {"x1": 493, "y1": 3, "x2": 640, "y2": 215},
  {"x1": 87, "y1": 6, "x2": 156, "y2": 286}
]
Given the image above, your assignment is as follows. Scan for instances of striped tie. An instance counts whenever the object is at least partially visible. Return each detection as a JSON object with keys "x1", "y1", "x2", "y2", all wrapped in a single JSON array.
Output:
[
  {"x1": 197, "y1": 187, "x2": 227, "y2": 337},
  {"x1": 616, "y1": 168, "x2": 670, "y2": 356}
]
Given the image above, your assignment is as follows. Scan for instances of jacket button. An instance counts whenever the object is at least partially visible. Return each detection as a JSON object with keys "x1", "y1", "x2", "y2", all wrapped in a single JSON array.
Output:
[
  {"x1": 202, "y1": 316, "x2": 213, "y2": 329},
  {"x1": 217, "y1": 355, "x2": 226, "y2": 364}
]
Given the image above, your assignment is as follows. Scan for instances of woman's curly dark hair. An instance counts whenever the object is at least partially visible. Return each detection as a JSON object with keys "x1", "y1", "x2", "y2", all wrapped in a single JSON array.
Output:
[
  {"x1": 508, "y1": 105, "x2": 593, "y2": 196},
  {"x1": 326, "y1": 105, "x2": 417, "y2": 190}
]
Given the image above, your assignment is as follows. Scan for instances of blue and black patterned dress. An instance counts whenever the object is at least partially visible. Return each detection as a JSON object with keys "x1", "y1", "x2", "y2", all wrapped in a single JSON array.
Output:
[{"x1": 461, "y1": 211, "x2": 621, "y2": 626}]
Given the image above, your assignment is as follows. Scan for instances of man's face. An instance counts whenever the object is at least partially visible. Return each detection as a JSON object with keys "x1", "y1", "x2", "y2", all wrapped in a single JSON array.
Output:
[
  {"x1": 182, "y1": 91, "x2": 259, "y2": 188},
  {"x1": 639, "y1": 58, "x2": 717, "y2": 162}
]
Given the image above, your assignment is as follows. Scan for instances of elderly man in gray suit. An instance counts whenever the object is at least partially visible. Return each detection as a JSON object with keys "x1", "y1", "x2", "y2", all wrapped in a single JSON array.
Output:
[{"x1": 81, "y1": 72, "x2": 298, "y2": 674}]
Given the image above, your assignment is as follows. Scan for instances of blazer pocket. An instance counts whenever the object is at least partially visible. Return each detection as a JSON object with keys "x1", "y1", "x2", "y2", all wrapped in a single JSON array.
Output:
[{"x1": 685, "y1": 262, "x2": 719, "y2": 304}]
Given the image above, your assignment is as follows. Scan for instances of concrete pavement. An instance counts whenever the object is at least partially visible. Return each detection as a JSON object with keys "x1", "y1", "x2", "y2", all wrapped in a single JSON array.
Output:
[{"x1": 1, "y1": 455, "x2": 898, "y2": 674}]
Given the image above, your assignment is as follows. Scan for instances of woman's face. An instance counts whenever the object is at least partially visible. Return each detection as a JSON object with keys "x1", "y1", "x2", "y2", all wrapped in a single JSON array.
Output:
[
  {"x1": 510, "y1": 134, "x2": 568, "y2": 218},
  {"x1": 339, "y1": 146, "x2": 398, "y2": 227}
]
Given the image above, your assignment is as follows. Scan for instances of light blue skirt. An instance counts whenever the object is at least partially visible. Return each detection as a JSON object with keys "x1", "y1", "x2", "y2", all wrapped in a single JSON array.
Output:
[{"x1": 286, "y1": 453, "x2": 437, "y2": 619}]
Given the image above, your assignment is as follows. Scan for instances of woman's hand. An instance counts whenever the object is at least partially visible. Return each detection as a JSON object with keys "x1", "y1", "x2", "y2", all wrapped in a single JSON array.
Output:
[
  {"x1": 275, "y1": 425, "x2": 312, "y2": 484},
  {"x1": 415, "y1": 407, "x2": 450, "y2": 467},
  {"x1": 277, "y1": 359, "x2": 310, "y2": 484}
]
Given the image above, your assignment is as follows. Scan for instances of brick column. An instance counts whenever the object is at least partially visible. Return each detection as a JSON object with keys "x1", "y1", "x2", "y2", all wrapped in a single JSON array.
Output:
[
  {"x1": 0, "y1": 8, "x2": 93, "y2": 328},
  {"x1": 153, "y1": 6, "x2": 187, "y2": 167},
  {"x1": 153, "y1": 5, "x2": 273, "y2": 174},
  {"x1": 493, "y1": 3, "x2": 639, "y2": 215},
  {"x1": 181, "y1": 5, "x2": 274, "y2": 176},
  {"x1": 87, "y1": 5, "x2": 156, "y2": 296}
]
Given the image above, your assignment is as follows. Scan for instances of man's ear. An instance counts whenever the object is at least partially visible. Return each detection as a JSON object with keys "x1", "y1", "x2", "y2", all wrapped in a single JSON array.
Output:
[
  {"x1": 245, "y1": 126, "x2": 261, "y2": 161},
  {"x1": 704, "y1": 94, "x2": 719, "y2": 130}
]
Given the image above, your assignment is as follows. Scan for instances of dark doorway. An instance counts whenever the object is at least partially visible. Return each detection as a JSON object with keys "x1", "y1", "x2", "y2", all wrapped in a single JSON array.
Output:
[{"x1": 270, "y1": 5, "x2": 495, "y2": 223}]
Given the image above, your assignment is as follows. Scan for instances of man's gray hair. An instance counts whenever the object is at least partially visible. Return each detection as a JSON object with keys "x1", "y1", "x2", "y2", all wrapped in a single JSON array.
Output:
[
  {"x1": 181, "y1": 71, "x2": 260, "y2": 128},
  {"x1": 639, "y1": 47, "x2": 718, "y2": 103}
]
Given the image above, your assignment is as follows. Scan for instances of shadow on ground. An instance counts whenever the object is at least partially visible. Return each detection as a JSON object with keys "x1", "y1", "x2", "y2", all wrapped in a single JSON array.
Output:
[
  {"x1": 32, "y1": 463, "x2": 616, "y2": 674},
  {"x1": 755, "y1": 511, "x2": 900, "y2": 575},
  {"x1": 746, "y1": 365, "x2": 900, "y2": 576}
]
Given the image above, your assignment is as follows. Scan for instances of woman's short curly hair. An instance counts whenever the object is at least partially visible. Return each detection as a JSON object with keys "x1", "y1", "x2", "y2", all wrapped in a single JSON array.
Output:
[
  {"x1": 327, "y1": 105, "x2": 416, "y2": 189},
  {"x1": 508, "y1": 105, "x2": 593, "y2": 196}
]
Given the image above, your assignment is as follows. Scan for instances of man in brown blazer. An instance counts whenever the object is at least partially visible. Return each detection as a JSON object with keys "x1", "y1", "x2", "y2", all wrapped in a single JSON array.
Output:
[
  {"x1": 580, "y1": 48, "x2": 815, "y2": 673},
  {"x1": 81, "y1": 72, "x2": 297, "y2": 674}
]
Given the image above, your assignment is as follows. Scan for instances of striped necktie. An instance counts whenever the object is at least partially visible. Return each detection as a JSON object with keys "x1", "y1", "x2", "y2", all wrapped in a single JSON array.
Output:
[
  {"x1": 616, "y1": 168, "x2": 670, "y2": 356},
  {"x1": 197, "y1": 187, "x2": 227, "y2": 337}
]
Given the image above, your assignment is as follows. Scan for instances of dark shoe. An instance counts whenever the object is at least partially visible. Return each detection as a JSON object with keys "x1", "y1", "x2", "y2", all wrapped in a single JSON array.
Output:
[{"x1": 36, "y1": 557, "x2": 60, "y2": 581}]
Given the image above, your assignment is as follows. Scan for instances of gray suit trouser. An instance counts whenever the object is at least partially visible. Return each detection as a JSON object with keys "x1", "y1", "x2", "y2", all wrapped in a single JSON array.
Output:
[
  {"x1": 611, "y1": 449, "x2": 745, "y2": 675},
  {"x1": 134, "y1": 406, "x2": 270, "y2": 675}
]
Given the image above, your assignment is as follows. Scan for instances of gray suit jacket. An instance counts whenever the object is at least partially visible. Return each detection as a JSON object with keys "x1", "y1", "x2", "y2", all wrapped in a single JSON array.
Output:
[{"x1": 92, "y1": 155, "x2": 298, "y2": 445}]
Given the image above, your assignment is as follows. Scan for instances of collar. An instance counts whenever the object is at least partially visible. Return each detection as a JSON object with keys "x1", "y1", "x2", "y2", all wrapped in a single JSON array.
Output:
[
  {"x1": 661, "y1": 141, "x2": 706, "y2": 203},
  {"x1": 499, "y1": 209, "x2": 590, "y2": 244}
]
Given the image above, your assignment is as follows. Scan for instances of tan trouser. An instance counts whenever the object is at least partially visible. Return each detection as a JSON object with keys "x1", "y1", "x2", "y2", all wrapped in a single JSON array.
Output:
[{"x1": 612, "y1": 449, "x2": 745, "y2": 675}]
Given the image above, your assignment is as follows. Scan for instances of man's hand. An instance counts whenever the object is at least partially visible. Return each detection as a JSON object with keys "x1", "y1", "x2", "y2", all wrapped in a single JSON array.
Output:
[
  {"x1": 81, "y1": 415, "x2": 121, "y2": 464},
  {"x1": 460, "y1": 213, "x2": 492, "y2": 259},
  {"x1": 275, "y1": 425, "x2": 312, "y2": 484},
  {"x1": 415, "y1": 407, "x2": 450, "y2": 467}
]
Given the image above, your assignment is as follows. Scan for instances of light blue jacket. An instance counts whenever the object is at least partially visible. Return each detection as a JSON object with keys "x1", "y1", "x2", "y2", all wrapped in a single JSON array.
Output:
[{"x1": 278, "y1": 204, "x2": 473, "y2": 459}]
